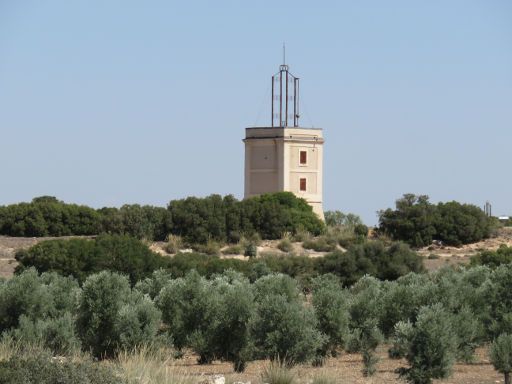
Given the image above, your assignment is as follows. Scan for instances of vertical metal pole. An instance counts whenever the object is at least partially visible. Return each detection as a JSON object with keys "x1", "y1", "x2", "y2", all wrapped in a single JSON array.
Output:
[
  {"x1": 279, "y1": 69, "x2": 283, "y2": 127},
  {"x1": 293, "y1": 77, "x2": 297, "y2": 127},
  {"x1": 285, "y1": 71, "x2": 288, "y2": 127},
  {"x1": 271, "y1": 75, "x2": 274, "y2": 127},
  {"x1": 296, "y1": 78, "x2": 300, "y2": 127}
]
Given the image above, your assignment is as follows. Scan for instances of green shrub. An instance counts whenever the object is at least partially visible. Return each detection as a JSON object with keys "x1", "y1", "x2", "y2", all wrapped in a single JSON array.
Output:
[
  {"x1": 222, "y1": 244, "x2": 243, "y2": 255},
  {"x1": 0, "y1": 196, "x2": 102, "y2": 237},
  {"x1": 15, "y1": 235, "x2": 169, "y2": 285},
  {"x1": 311, "y1": 274, "x2": 349, "y2": 358},
  {"x1": 156, "y1": 271, "x2": 215, "y2": 354},
  {"x1": 134, "y1": 269, "x2": 173, "y2": 299},
  {"x1": 113, "y1": 204, "x2": 172, "y2": 241},
  {"x1": 435, "y1": 201, "x2": 493, "y2": 246},
  {"x1": 0, "y1": 354, "x2": 125, "y2": 384},
  {"x1": 316, "y1": 241, "x2": 424, "y2": 287},
  {"x1": 168, "y1": 192, "x2": 324, "y2": 244},
  {"x1": 277, "y1": 238, "x2": 293, "y2": 253},
  {"x1": 378, "y1": 194, "x2": 440, "y2": 248},
  {"x1": 253, "y1": 274, "x2": 300, "y2": 303},
  {"x1": 252, "y1": 293, "x2": 326, "y2": 365},
  {"x1": 378, "y1": 277, "x2": 436, "y2": 338},
  {"x1": 490, "y1": 333, "x2": 512, "y2": 384},
  {"x1": 303, "y1": 237, "x2": 336, "y2": 252},
  {"x1": 252, "y1": 274, "x2": 325, "y2": 364},
  {"x1": 156, "y1": 271, "x2": 255, "y2": 370},
  {"x1": 354, "y1": 224, "x2": 368, "y2": 238},
  {"x1": 470, "y1": 245, "x2": 512, "y2": 268},
  {"x1": 292, "y1": 227, "x2": 311, "y2": 242},
  {"x1": 481, "y1": 264, "x2": 512, "y2": 338},
  {"x1": 5, "y1": 313, "x2": 80, "y2": 355},
  {"x1": 192, "y1": 240, "x2": 221, "y2": 256},
  {"x1": 400, "y1": 304, "x2": 457, "y2": 384},
  {"x1": 114, "y1": 293, "x2": 162, "y2": 351},
  {"x1": 452, "y1": 306, "x2": 483, "y2": 363},
  {"x1": 324, "y1": 211, "x2": 363, "y2": 228},
  {"x1": 379, "y1": 194, "x2": 495, "y2": 247},
  {"x1": 388, "y1": 320, "x2": 414, "y2": 359},
  {"x1": 347, "y1": 276, "x2": 383, "y2": 376},
  {"x1": 209, "y1": 273, "x2": 255, "y2": 372},
  {"x1": 76, "y1": 271, "x2": 161, "y2": 358},
  {"x1": 165, "y1": 234, "x2": 183, "y2": 254},
  {"x1": 0, "y1": 270, "x2": 49, "y2": 332},
  {"x1": 244, "y1": 243, "x2": 258, "y2": 257}
]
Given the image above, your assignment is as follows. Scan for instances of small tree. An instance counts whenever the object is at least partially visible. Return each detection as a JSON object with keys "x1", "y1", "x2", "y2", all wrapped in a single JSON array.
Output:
[
  {"x1": 77, "y1": 271, "x2": 161, "y2": 358},
  {"x1": 76, "y1": 271, "x2": 131, "y2": 358},
  {"x1": 114, "y1": 293, "x2": 162, "y2": 350},
  {"x1": 490, "y1": 333, "x2": 512, "y2": 384},
  {"x1": 311, "y1": 274, "x2": 349, "y2": 362},
  {"x1": 210, "y1": 273, "x2": 256, "y2": 372},
  {"x1": 359, "y1": 319, "x2": 383, "y2": 376},
  {"x1": 252, "y1": 291, "x2": 326, "y2": 365},
  {"x1": 156, "y1": 271, "x2": 218, "y2": 362},
  {"x1": 400, "y1": 304, "x2": 457, "y2": 384}
]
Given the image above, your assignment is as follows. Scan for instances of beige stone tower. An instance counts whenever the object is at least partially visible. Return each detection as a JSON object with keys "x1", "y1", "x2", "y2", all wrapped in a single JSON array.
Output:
[{"x1": 243, "y1": 60, "x2": 324, "y2": 220}]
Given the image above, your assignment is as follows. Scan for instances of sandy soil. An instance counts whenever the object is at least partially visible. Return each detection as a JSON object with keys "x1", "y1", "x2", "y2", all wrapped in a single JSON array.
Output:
[
  {"x1": 419, "y1": 227, "x2": 512, "y2": 271},
  {"x1": 175, "y1": 346, "x2": 502, "y2": 384}
]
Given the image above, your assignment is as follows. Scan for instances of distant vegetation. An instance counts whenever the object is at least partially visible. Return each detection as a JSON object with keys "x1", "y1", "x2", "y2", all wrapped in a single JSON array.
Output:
[
  {"x1": 470, "y1": 245, "x2": 512, "y2": 269},
  {"x1": 15, "y1": 237, "x2": 423, "y2": 288},
  {"x1": 0, "y1": 193, "x2": 324, "y2": 243},
  {"x1": 14, "y1": 234, "x2": 168, "y2": 285},
  {"x1": 379, "y1": 194, "x2": 497, "y2": 247}
]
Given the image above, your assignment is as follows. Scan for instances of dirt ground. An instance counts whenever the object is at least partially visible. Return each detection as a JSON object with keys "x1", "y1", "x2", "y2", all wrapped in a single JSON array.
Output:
[
  {"x1": 419, "y1": 227, "x2": 512, "y2": 271},
  {"x1": 176, "y1": 346, "x2": 502, "y2": 384}
]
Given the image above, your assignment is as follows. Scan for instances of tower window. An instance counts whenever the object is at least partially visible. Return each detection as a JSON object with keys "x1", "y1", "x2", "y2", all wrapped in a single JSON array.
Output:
[
  {"x1": 300, "y1": 178, "x2": 307, "y2": 192},
  {"x1": 300, "y1": 150, "x2": 307, "y2": 165}
]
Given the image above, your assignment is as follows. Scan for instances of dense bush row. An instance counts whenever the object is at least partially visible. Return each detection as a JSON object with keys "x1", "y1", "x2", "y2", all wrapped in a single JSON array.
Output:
[
  {"x1": 0, "y1": 192, "x2": 324, "y2": 243},
  {"x1": 15, "y1": 236, "x2": 423, "y2": 287},
  {"x1": 379, "y1": 194, "x2": 496, "y2": 247},
  {"x1": 15, "y1": 235, "x2": 168, "y2": 285},
  {"x1": 470, "y1": 245, "x2": 512, "y2": 268},
  {"x1": 0, "y1": 196, "x2": 171, "y2": 240},
  {"x1": 2, "y1": 265, "x2": 512, "y2": 383}
]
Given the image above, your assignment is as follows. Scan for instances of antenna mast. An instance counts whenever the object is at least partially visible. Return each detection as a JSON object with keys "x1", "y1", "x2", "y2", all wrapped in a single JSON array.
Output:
[{"x1": 271, "y1": 45, "x2": 299, "y2": 128}]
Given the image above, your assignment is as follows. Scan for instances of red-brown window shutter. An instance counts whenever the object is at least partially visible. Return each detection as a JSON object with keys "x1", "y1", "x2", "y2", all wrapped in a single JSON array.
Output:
[{"x1": 300, "y1": 178, "x2": 307, "y2": 191}]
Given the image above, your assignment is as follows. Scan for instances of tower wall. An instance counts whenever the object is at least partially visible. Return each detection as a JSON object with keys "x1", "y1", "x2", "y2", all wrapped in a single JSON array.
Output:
[{"x1": 244, "y1": 127, "x2": 324, "y2": 221}]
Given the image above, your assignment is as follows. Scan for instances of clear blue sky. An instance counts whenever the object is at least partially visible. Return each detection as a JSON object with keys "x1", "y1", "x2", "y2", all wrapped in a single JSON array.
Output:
[{"x1": 1, "y1": 1, "x2": 511, "y2": 225}]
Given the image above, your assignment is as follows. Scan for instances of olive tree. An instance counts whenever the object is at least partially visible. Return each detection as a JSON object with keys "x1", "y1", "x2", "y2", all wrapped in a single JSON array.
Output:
[
  {"x1": 490, "y1": 333, "x2": 512, "y2": 384},
  {"x1": 252, "y1": 274, "x2": 326, "y2": 365},
  {"x1": 311, "y1": 274, "x2": 349, "y2": 362},
  {"x1": 400, "y1": 304, "x2": 457, "y2": 384},
  {"x1": 347, "y1": 276, "x2": 383, "y2": 376},
  {"x1": 77, "y1": 271, "x2": 161, "y2": 358}
]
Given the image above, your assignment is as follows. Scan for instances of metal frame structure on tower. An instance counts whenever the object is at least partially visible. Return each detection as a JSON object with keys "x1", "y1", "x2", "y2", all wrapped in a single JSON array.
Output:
[{"x1": 271, "y1": 51, "x2": 300, "y2": 128}]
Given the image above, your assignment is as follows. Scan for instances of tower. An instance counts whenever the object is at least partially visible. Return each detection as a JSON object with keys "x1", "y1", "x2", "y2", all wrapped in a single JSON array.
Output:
[{"x1": 243, "y1": 58, "x2": 325, "y2": 220}]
